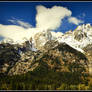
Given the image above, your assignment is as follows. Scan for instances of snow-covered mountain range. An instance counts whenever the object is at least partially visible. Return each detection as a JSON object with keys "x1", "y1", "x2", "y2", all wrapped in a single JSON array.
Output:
[{"x1": 1, "y1": 23, "x2": 92, "y2": 53}]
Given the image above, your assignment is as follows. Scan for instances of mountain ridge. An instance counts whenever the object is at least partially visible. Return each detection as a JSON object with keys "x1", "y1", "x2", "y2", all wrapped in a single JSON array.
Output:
[
  {"x1": 0, "y1": 23, "x2": 92, "y2": 75},
  {"x1": 1, "y1": 23, "x2": 92, "y2": 53}
]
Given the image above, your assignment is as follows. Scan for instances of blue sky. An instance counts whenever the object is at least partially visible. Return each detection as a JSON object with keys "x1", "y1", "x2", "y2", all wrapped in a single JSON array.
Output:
[{"x1": 0, "y1": 2, "x2": 92, "y2": 33}]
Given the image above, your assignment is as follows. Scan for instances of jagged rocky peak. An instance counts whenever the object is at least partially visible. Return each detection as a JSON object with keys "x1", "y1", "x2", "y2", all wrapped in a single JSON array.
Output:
[
  {"x1": 73, "y1": 29, "x2": 87, "y2": 41},
  {"x1": 34, "y1": 29, "x2": 52, "y2": 50},
  {"x1": 73, "y1": 23, "x2": 92, "y2": 40},
  {"x1": 75, "y1": 23, "x2": 91, "y2": 31},
  {"x1": 73, "y1": 24, "x2": 92, "y2": 39},
  {"x1": 69, "y1": 23, "x2": 92, "y2": 48}
]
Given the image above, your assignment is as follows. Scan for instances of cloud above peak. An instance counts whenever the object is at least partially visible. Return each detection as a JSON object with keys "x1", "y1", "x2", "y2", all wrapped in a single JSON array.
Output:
[
  {"x1": 68, "y1": 17, "x2": 84, "y2": 25},
  {"x1": 36, "y1": 5, "x2": 72, "y2": 30}
]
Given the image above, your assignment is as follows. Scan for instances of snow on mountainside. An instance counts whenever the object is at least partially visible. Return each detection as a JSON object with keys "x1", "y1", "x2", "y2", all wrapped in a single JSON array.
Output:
[
  {"x1": 0, "y1": 23, "x2": 92, "y2": 53},
  {"x1": 60, "y1": 23, "x2": 92, "y2": 50}
]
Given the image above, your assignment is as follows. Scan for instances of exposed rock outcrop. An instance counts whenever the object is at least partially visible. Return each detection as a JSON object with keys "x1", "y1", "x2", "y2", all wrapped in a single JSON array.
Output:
[{"x1": 34, "y1": 30, "x2": 52, "y2": 50}]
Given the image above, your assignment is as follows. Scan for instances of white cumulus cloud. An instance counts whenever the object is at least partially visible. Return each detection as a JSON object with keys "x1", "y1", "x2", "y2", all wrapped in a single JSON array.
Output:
[
  {"x1": 36, "y1": 5, "x2": 72, "y2": 30},
  {"x1": 68, "y1": 17, "x2": 84, "y2": 25}
]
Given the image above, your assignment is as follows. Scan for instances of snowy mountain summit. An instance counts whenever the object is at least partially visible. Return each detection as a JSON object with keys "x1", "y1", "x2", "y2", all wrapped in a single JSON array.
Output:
[{"x1": 57, "y1": 23, "x2": 92, "y2": 53}]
